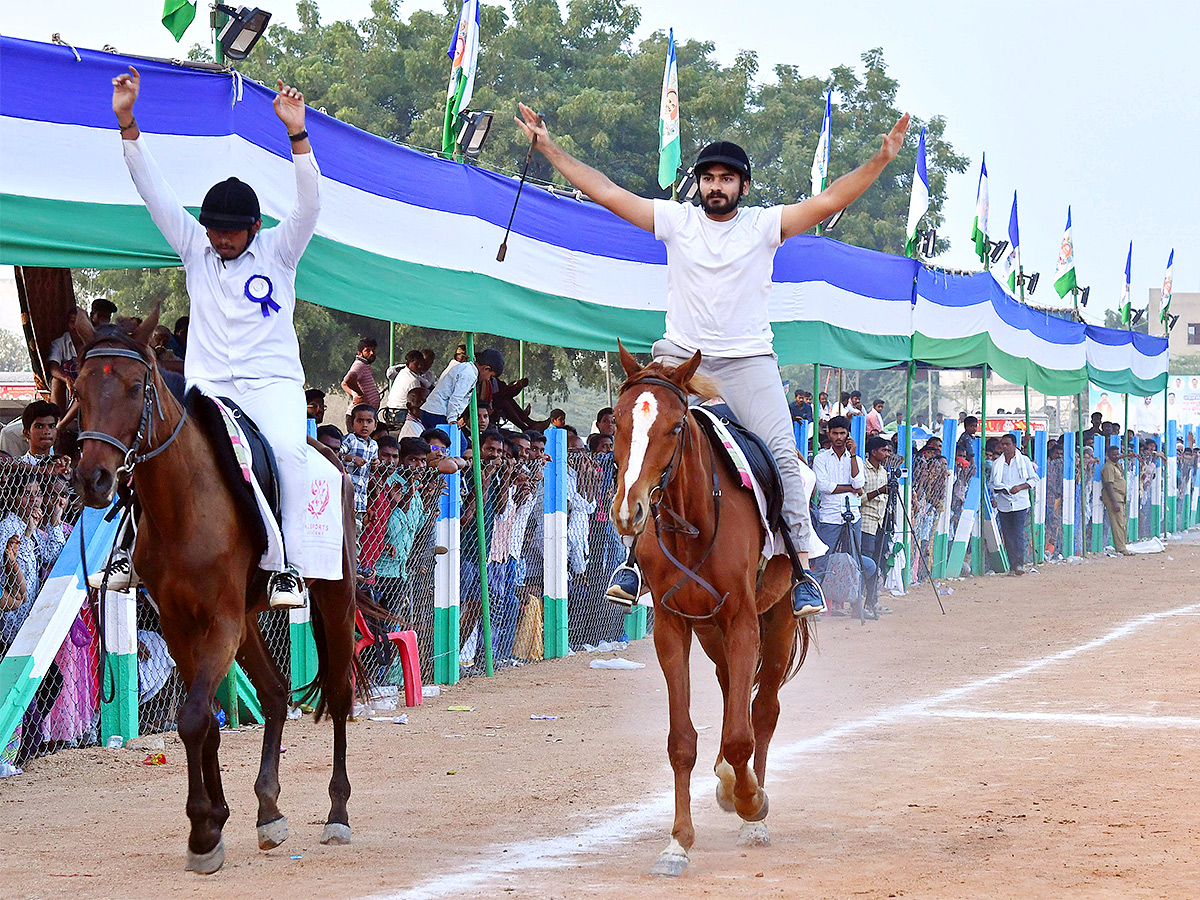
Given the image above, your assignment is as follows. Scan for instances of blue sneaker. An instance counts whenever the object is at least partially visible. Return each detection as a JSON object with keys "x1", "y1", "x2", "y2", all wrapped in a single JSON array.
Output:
[
  {"x1": 792, "y1": 571, "x2": 825, "y2": 617},
  {"x1": 606, "y1": 563, "x2": 642, "y2": 607}
]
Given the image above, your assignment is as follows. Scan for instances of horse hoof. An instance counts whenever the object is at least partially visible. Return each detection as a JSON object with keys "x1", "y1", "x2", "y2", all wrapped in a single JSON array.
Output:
[
  {"x1": 744, "y1": 791, "x2": 770, "y2": 823},
  {"x1": 185, "y1": 838, "x2": 225, "y2": 874},
  {"x1": 738, "y1": 820, "x2": 771, "y2": 847},
  {"x1": 650, "y1": 853, "x2": 689, "y2": 877},
  {"x1": 320, "y1": 823, "x2": 352, "y2": 845},
  {"x1": 715, "y1": 781, "x2": 737, "y2": 813},
  {"x1": 257, "y1": 816, "x2": 289, "y2": 850}
]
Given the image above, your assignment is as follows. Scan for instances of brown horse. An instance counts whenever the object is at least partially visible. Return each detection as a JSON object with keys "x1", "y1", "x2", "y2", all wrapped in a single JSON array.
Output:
[
  {"x1": 71, "y1": 310, "x2": 361, "y2": 874},
  {"x1": 611, "y1": 343, "x2": 810, "y2": 876}
]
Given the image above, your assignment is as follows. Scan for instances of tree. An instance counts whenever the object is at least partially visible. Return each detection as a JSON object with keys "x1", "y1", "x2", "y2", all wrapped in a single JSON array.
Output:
[
  {"x1": 0, "y1": 329, "x2": 30, "y2": 371},
  {"x1": 1102, "y1": 307, "x2": 1149, "y2": 333}
]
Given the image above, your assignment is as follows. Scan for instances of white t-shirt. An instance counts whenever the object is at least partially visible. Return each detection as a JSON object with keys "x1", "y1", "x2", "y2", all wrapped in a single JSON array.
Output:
[
  {"x1": 49, "y1": 332, "x2": 76, "y2": 365},
  {"x1": 653, "y1": 200, "x2": 783, "y2": 358}
]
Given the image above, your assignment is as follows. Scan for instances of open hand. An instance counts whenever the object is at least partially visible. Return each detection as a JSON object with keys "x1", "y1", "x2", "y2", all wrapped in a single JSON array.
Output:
[
  {"x1": 273, "y1": 80, "x2": 306, "y2": 133},
  {"x1": 879, "y1": 113, "x2": 911, "y2": 163},
  {"x1": 112, "y1": 66, "x2": 140, "y2": 121},
  {"x1": 514, "y1": 102, "x2": 547, "y2": 146}
]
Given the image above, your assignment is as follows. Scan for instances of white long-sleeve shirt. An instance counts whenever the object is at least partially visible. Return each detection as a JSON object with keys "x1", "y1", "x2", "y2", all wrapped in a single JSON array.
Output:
[
  {"x1": 421, "y1": 361, "x2": 478, "y2": 421},
  {"x1": 122, "y1": 138, "x2": 320, "y2": 386},
  {"x1": 990, "y1": 451, "x2": 1037, "y2": 513},
  {"x1": 813, "y1": 447, "x2": 865, "y2": 524}
]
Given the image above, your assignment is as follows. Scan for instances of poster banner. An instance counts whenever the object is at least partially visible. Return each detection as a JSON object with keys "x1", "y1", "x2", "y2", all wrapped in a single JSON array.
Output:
[{"x1": 1089, "y1": 383, "x2": 1172, "y2": 432}]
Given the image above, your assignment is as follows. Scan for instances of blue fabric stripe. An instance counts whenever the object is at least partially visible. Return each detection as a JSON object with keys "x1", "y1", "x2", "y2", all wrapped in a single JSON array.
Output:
[{"x1": 917, "y1": 269, "x2": 1085, "y2": 346}]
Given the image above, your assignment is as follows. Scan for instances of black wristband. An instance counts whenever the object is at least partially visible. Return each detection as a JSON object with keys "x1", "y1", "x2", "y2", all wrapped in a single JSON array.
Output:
[
  {"x1": 119, "y1": 118, "x2": 138, "y2": 133},
  {"x1": 288, "y1": 129, "x2": 308, "y2": 143}
]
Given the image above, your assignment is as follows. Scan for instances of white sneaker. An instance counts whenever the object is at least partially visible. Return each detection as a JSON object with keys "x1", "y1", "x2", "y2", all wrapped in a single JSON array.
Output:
[
  {"x1": 268, "y1": 567, "x2": 307, "y2": 609},
  {"x1": 87, "y1": 550, "x2": 139, "y2": 591}
]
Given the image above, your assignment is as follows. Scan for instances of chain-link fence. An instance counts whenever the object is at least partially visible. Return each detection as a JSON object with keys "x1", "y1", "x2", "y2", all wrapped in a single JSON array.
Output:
[{"x1": 565, "y1": 451, "x2": 630, "y2": 651}]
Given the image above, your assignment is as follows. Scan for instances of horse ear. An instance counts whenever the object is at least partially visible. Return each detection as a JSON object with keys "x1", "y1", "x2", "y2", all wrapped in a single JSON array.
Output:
[
  {"x1": 72, "y1": 307, "x2": 95, "y2": 348},
  {"x1": 671, "y1": 349, "x2": 703, "y2": 389},
  {"x1": 132, "y1": 304, "x2": 161, "y2": 347},
  {"x1": 617, "y1": 340, "x2": 641, "y2": 378}
]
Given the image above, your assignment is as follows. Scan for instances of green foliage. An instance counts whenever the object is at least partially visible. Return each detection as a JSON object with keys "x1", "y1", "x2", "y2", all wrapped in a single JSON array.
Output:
[
  {"x1": 0, "y1": 329, "x2": 30, "y2": 371},
  {"x1": 1102, "y1": 307, "x2": 1149, "y2": 333},
  {"x1": 72, "y1": 0, "x2": 966, "y2": 412}
]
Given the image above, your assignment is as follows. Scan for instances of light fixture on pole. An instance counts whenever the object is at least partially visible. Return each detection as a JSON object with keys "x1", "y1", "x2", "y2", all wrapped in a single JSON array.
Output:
[
  {"x1": 919, "y1": 228, "x2": 937, "y2": 257},
  {"x1": 988, "y1": 239, "x2": 1008, "y2": 264},
  {"x1": 1025, "y1": 272, "x2": 1040, "y2": 295},
  {"x1": 1078, "y1": 286, "x2": 1090, "y2": 307},
  {"x1": 675, "y1": 166, "x2": 698, "y2": 202},
  {"x1": 1168, "y1": 313, "x2": 1180, "y2": 332},
  {"x1": 455, "y1": 110, "x2": 494, "y2": 159},
  {"x1": 214, "y1": 4, "x2": 272, "y2": 60},
  {"x1": 1131, "y1": 308, "x2": 1145, "y2": 326},
  {"x1": 822, "y1": 208, "x2": 845, "y2": 233}
]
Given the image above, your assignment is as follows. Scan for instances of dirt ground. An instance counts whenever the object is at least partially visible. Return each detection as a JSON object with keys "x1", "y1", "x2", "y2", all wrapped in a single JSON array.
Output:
[{"x1": 4, "y1": 537, "x2": 1200, "y2": 900}]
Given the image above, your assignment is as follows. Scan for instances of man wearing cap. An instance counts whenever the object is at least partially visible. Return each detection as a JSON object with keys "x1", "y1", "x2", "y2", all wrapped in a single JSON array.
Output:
[
  {"x1": 515, "y1": 102, "x2": 910, "y2": 617},
  {"x1": 111, "y1": 65, "x2": 317, "y2": 608}
]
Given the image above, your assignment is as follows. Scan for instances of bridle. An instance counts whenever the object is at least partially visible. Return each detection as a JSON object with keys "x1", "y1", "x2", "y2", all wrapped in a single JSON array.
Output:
[
  {"x1": 77, "y1": 345, "x2": 187, "y2": 481},
  {"x1": 620, "y1": 375, "x2": 728, "y2": 620}
]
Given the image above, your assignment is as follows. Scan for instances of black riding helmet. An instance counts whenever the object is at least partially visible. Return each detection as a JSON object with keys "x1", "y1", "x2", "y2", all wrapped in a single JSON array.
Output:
[
  {"x1": 694, "y1": 141, "x2": 751, "y2": 182},
  {"x1": 198, "y1": 177, "x2": 261, "y2": 230}
]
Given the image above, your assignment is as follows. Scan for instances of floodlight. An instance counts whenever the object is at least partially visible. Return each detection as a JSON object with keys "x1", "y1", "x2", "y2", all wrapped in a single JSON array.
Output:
[
  {"x1": 822, "y1": 208, "x2": 845, "y2": 232},
  {"x1": 1131, "y1": 308, "x2": 1145, "y2": 326},
  {"x1": 919, "y1": 229, "x2": 937, "y2": 257},
  {"x1": 989, "y1": 240, "x2": 1008, "y2": 264},
  {"x1": 215, "y1": 5, "x2": 272, "y2": 61},
  {"x1": 1025, "y1": 272, "x2": 1040, "y2": 295},
  {"x1": 1168, "y1": 313, "x2": 1180, "y2": 331},
  {"x1": 455, "y1": 110, "x2": 494, "y2": 159},
  {"x1": 676, "y1": 166, "x2": 698, "y2": 202},
  {"x1": 1079, "y1": 286, "x2": 1090, "y2": 307}
]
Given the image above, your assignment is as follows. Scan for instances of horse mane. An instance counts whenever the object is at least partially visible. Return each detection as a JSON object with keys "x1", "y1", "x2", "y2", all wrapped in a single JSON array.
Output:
[{"x1": 621, "y1": 360, "x2": 721, "y2": 402}]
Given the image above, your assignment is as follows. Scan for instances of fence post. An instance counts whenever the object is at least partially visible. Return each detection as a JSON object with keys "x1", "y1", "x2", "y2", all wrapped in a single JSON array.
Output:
[
  {"x1": 1128, "y1": 436, "x2": 1140, "y2": 541},
  {"x1": 932, "y1": 418, "x2": 956, "y2": 578},
  {"x1": 971, "y1": 436, "x2": 984, "y2": 575},
  {"x1": 1061, "y1": 431, "x2": 1076, "y2": 557},
  {"x1": 433, "y1": 424, "x2": 462, "y2": 685},
  {"x1": 1150, "y1": 432, "x2": 1163, "y2": 537},
  {"x1": 288, "y1": 605, "x2": 318, "y2": 698},
  {"x1": 98, "y1": 590, "x2": 140, "y2": 744},
  {"x1": 543, "y1": 426, "x2": 569, "y2": 659},
  {"x1": 1166, "y1": 420, "x2": 1178, "y2": 534},
  {"x1": 945, "y1": 453, "x2": 979, "y2": 579},
  {"x1": 1032, "y1": 429, "x2": 1047, "y2": 564},
  {"x1": 1183, "y1": 425, "x2": 1194, "y2": 530},
  {"x1": 1090, "y1": 435, "x2": 1105, "y2": 552}
]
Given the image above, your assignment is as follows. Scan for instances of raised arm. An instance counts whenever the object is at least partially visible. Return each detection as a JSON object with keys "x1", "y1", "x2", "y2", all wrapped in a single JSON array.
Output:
[
  {"x1": 780, "y1": 113, "x2": 911, "y2": 241},
  {"x1": 515, "y1": 102, "x2": 655, "y2": 234},
  {"x1": 271, "y1": 80, "x2": 321, "y2": 269}
]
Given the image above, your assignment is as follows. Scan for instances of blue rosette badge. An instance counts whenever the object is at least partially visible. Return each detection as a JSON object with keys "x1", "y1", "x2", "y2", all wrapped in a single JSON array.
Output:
[{"x1": 245, "y1": 274, "x2": 280, "y2": 317}]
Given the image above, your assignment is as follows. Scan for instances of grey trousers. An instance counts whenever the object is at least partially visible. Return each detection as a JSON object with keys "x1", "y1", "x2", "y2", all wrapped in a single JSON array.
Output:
[{"x1": 653, "y1": 339, "x2": 817, "y2": 556}]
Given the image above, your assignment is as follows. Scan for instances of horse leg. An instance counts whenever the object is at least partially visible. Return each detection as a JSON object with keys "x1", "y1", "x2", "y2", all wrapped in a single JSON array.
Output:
[
  {"x1": 235, "y1": 617, "x2": 291, "y2": 849},
  {"x1": 174, "y1": 625, "x2": 240, "y2": 874},
  {"x1": 649, "y1": 612, "x2": 697, "y2": 877},
  {"x1": 694, "y1": 628, "x2": 737, "y2": 815},
  {"x1": 719, "y1": 610, "x2": 767, "y2": 825},
  {"x1": 311, "y1": 563, "x2": 358, "y2": 845}
]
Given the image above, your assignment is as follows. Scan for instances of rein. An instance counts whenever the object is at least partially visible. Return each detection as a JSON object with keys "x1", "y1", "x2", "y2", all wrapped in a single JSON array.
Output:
[{"x1": 622, "y1": 375, "x2": 729, "y2": 620}]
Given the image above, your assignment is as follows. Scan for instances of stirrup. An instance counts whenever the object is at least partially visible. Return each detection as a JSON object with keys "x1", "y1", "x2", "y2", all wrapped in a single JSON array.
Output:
[
  {"x1": 605, "y1": 563, "x2": 642, "y2": 608},
  {"x1": 792, "y1": 570, "x2": 825, "y2": 618}
]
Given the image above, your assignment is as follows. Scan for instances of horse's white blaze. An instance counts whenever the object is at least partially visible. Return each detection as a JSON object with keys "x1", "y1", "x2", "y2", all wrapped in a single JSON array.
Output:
[{"x1": 618, "y1": 391, "x2": 658, "y2": 522}]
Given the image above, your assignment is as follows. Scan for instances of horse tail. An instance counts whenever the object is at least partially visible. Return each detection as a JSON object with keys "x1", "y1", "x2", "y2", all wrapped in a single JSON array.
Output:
[{"x1": 296, "y1": 586, "x2": 379, "y2": 721}]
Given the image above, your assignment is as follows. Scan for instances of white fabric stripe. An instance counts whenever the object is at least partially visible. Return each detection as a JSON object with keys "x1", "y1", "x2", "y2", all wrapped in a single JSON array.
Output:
[
  {"x1": 914, "y1": 290, "x2": 1086, "y2": 370},
  {"x1": 2, "y1": 118, "x2": 911, "y2": 327},
  {"x1": 1086, "y1": 337, "x2": 1168, "y2": 380}
]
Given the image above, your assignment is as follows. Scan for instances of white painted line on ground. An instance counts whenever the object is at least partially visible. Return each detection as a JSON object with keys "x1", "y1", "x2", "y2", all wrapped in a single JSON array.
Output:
[
  {"x1": 915, "y1": 708, "x2": 1200, "y2": 730},
  {"x1": 381, "y1": 600, "x2": 1200, "y2": 900}
]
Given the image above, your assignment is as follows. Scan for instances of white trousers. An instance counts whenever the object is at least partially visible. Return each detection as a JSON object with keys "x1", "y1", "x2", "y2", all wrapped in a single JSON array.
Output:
[
  {"x1": 190, "y1": 377, "x2": 308, "y2": 573},
  {"x1": 653, "y1": 340, "x2": 817, "y2": 556}
]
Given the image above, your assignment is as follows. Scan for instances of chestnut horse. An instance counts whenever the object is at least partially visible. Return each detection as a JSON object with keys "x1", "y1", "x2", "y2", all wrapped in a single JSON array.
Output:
[
  {"x1": 71, "y1": 310, "x2": 360, "y2": 873},
  {"x1": 611, "y1": 343, "x2": 810, "y2": 876}
]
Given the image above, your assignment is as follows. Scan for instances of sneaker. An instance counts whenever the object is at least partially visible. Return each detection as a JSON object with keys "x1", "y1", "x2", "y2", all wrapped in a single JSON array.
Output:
[
  {"x1": 268, "y1": 567, "x2": 307, "y2": 609},
  {"x1": 792, "y1": 571, "x2": 825, "y2": 617},
  {"x1": 87, "y1": 550, "x2": 139, "y2": 591},
  {"x1": 605, "y1": 563, "x2": 642, "y2": 608}
]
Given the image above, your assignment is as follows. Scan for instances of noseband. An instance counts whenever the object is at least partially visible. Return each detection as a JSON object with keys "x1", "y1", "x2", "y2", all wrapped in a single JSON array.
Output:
[
  {"x1": 620, "y1": 374, "x2": 728, "y2": 620},
  {"x1": 77, "y1": 346, "x2": 187, "y2": 480}
]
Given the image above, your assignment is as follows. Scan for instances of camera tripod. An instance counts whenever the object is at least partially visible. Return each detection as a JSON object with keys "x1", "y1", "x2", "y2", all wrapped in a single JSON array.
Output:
[{"x1": 867, "y1": 464, "x2": 946, "y2": 616}]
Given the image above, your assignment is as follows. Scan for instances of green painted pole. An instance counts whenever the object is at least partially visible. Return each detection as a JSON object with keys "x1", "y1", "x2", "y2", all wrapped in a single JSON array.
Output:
[
  {"x1": 466, "y1": 333, "x2": 494, "y2": 676},
  {"x1": 389, "y1": 321, "x2": 396, "y2": 371},
  {"x1": 903, "y1": 361, "x2": 914, "y2": 586},
  {"x1": 973, "y1": 364, "x2": 987, "y2": 575},
  {"x1": 1078, "y1": 394, "x2": 1086, "y2": 557},
  {"x1": 212, "y1": 7, "x2": 228, "y2": 65}
]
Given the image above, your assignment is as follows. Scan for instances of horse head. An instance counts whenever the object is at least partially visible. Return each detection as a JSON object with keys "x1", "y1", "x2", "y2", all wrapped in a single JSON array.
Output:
[
  {"x1": 71, "y1": 306, "x2": 162, "y2": 507},
  {"x1": 610, "y1": 340, "x2": 705, "y2": 537}
]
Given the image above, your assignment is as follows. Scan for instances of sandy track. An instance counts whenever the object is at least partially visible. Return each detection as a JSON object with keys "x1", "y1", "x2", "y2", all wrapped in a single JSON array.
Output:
[{"x1": 3, "y1": 538, "x2": 1199, "y2": 899}]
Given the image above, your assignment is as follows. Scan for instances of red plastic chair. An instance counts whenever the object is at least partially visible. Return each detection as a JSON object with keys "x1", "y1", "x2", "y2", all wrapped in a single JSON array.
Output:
[{"x1": 354, "y1": 610, "x2": 424, "y2": 707}]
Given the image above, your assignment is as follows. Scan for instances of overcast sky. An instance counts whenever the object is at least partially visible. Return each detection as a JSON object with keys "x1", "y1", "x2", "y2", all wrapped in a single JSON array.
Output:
[{"x1": 3, "y1": 0, "x2": 1198, "y2": 333}]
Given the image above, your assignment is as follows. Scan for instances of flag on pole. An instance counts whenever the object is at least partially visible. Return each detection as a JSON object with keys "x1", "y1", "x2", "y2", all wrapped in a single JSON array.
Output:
[
  {"x1": 1053, "y1": 206, "x2": 1077, "y2": 298},
  {"x1": 811, "y1": 91, "x2": 832, "y2": 196},
  {"x1": 1160, "y1": 249, "x2": 1175, "y2": 324},
  {"x1": 657, "y1": 29, "x2": 681, "y2": 190},
  {"x1": 904, "y1": 127, "x2": 929, "y2": 258},
  {"x1": 162, "y1": 0, "x2": 197, "y2": 41},
  {"x1": 442, "y1": 0, "x2": 480, "y2": 158},
  {"x1": 1120, "y1": 241, "x2": 1132, "y2": 325},
  {"x1": 970, "y1": 153, "x2": 988, "y2": 265},
  {"x1": 996, "y1": 191, "x2": 1019, "y2": 293}
]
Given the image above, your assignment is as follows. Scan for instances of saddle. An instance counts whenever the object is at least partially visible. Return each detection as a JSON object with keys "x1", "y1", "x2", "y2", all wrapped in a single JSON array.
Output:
[
  {"x1": 690, "y1": 403, "x2": 786, "y2": 537},
  {"x1": 185, "y1": 389, "x2": 281, "y2": 537}
]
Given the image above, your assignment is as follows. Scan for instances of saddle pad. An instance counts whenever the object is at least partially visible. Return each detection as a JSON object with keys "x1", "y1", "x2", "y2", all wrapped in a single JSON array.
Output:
[
  {"x1": 195, "y1": 389, "x2": 344, "y2": 581},
  {"x1": 690, "y1": 405, "x2": 825, "y2": 560}
]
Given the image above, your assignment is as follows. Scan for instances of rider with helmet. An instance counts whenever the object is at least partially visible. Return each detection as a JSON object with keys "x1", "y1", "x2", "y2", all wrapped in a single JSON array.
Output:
[
  {"x1": 513, "y1": 102, "x2": 910, "y2": 617},
  {"x1": 109, "y1": 65, "x2": 318, "y2": 609}
]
